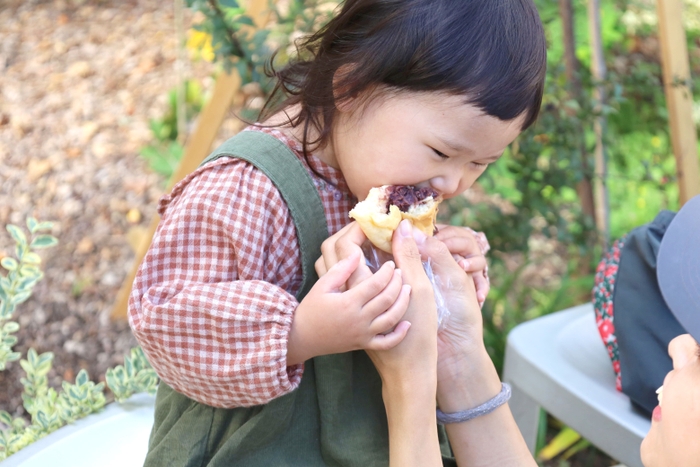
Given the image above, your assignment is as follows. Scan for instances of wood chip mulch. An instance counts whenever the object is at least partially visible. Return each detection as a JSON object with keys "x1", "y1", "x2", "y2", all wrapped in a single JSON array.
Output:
[{"x1": 0, "y1": 0, "x2": 214, "y2": 417}]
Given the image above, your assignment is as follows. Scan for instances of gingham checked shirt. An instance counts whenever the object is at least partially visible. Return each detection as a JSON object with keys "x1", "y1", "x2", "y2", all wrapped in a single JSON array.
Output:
[
  {"x1": 129, "y1": 126, "x2": 490, "y2": 409},
  {"x1": 128, "y1": 127, "x2": 357, "y2": 408}
]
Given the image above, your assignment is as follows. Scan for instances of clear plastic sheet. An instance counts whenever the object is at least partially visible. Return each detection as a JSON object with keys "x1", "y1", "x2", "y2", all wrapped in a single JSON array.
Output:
[{"x1": 361, "y1": 241, "x2": 451, "y2": 330}]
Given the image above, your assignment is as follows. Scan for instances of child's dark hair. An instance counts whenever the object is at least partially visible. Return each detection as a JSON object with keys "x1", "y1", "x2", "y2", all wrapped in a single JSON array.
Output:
[{"x1": 261, "y1": 0, "x2": 547, "y2": 154}]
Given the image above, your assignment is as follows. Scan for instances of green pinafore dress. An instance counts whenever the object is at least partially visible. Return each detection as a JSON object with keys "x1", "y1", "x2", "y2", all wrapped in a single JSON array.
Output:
[{"x1": 142, "y1": 130, "x2": 455, "y2": 466}]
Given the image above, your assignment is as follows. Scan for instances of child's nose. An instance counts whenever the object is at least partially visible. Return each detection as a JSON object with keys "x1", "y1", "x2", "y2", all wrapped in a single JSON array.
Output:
[{"x1": 430, "y1": 173, "x2": 463, "y2": 197}]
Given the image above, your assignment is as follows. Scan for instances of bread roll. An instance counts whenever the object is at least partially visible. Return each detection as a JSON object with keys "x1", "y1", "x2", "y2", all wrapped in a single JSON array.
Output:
[{"x1": 349, "y1": 185, "x2": 441, "y2": 253}]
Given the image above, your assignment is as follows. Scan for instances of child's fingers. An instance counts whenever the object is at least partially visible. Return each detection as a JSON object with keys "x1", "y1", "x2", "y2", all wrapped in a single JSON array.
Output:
[
  {"x1": 317, "y1": 251, "x2": 362, "y2": 292},
  {"x1": 436, "y1": 234, "x2": 482, "y2": 259},
  {"x1": 315, "y1": 255, "x2": 328, "y2": 277},
  {"x1": 457, "y1": 255, "x2": 487, "y2": 274},
  {"x1": 362, "y1": 268, "x2": 404, "y2": 319},
  {"x1": 347, "y1": 259, "x2": 396, "y2": 303},
  {"x1": 319, "y1": 222, "x2": 355, "y2": 272},
  {"x1": 369, "y1": 283, "x2": 411, "y2": 335},
  {"x1": 366, "y1": 321, "x2": 412, "y2": 351},
  {"x1": 472, "y1": 271, "x2": 489, "y2": 305}
]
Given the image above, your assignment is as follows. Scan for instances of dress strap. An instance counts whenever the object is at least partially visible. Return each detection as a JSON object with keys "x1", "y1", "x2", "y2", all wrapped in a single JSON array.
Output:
[{"x1": 201, "y1": 130, "x2": 329, "y2": 300}]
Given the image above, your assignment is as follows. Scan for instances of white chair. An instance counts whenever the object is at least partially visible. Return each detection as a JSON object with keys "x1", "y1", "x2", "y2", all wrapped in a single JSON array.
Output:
[
  {"x1": 0, "y1": 393, "x2": 155, "y2": 467},
  {"x1": 503, "y1": 303, "x2": 651, "y2": 467}
]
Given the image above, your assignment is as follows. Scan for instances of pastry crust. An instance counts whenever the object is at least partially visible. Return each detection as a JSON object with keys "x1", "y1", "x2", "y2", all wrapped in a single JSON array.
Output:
[{"x1": 349, "y1": 185, "x2": 441, "y2": 253}]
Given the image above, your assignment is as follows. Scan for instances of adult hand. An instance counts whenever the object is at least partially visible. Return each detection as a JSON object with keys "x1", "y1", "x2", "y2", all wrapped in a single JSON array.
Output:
[
  {"x1": 434, "y1": 224, "x2": 490, "y2": 306},
  {"x1": 366, "y1": 221, "x2": 443, "y2": 467},
  {"x1": 365, "y1": 220, "x2": 439, "y2": 379},
  {"x1": 403, "y1": 226, "x2": 534, "y2": 467},
  {"x1": 411, "y1": 227, "x2": 487, "y2": 381}
]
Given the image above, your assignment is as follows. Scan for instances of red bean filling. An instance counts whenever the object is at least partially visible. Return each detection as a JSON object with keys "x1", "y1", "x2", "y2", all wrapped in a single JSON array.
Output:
[{"x1": 386, "y1": 185, "x2": 439, "y2": 213}]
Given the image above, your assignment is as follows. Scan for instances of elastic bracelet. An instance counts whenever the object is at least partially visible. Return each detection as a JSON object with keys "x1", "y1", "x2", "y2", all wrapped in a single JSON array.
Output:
[{"x1": 436, "y1": 382, "x2": 511, "y2": 424}]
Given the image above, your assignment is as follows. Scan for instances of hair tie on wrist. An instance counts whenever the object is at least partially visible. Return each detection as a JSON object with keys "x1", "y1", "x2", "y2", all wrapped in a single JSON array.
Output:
[{"x1": 436, "y1": 382, "x2": 511, "y2": 424}]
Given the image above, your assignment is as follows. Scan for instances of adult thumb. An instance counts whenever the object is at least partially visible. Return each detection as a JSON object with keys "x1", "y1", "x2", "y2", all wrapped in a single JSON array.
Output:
[{"x1": 391, "y1": 220, "x2": 426, "y2": 277}]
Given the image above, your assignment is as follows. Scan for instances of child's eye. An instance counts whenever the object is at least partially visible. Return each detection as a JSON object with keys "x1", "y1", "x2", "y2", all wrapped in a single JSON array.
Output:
[
  {"x1": 432, "y1": 148, "x2": 449, "y2": 159},
  {"x1": 472, "y1": 161, "x2": 489, "y2": 168}
]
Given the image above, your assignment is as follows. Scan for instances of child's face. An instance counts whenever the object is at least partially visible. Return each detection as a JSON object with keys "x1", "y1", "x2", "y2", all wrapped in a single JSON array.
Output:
[
  {"x1": 321, "y1": 88, "x2": 525, "y2": 201},
  {"x1": 641, "y1": 334, "x2": 700, "y2": 467}
]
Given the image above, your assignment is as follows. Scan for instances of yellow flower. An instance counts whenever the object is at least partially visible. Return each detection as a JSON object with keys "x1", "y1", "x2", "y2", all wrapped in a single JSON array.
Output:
[
  {"x1": 651, "y1": 136, "x2": 661, "y2": 148},
  {"x1": 187, "y1": 29, "x2": 215, "y2": 62}
]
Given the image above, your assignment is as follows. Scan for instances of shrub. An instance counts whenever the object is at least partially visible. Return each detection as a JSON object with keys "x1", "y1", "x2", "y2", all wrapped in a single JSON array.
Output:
[{"x1": 0, "y1": 220, "x2": 159, "y2": 461}]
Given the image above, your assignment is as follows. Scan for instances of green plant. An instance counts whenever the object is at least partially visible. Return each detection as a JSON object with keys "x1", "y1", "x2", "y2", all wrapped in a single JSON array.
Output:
[
  {"x1": 0, "y1": 220, "x2": 159, "y2": 461},
  {"x1": 139, "y1": 80, "x2": 203, "y2": 180},
  {"x1": 0, "y1": 220, "x2": 57, "y2": 371},
  {"x1": 106, "y1": 347, "x2": 159, "y2": 403}
]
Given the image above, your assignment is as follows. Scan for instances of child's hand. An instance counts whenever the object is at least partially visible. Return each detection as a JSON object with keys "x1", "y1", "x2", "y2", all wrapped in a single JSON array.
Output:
[
  {"x1": 287, "y1": 250, "x2": 412, "y2": 365},
  {"x1": 434, "y1": 224, "x2": 490, "y2": 306},
  {"x1": 315, "y1": 222, "x2": 374, "y2": 291}
]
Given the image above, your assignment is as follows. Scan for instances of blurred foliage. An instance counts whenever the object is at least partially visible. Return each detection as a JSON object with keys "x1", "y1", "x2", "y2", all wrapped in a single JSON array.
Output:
[
  {"x1": 139, "y1": 80, "x2": 203, "y2": 181},
  {"x1": 0, "y1": 221, "x2": 158, "y2": 461}
]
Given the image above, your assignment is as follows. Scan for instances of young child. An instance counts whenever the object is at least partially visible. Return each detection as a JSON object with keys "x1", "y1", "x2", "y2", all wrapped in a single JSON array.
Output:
[{"x1": 129, "y1": 0, "x2": 546, "y2": 465}]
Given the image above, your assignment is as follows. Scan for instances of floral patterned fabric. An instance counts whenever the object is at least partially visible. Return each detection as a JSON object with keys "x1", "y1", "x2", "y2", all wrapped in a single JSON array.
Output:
[{"x1": 592, "y1": 235, "x2": 628, "y2": 391}]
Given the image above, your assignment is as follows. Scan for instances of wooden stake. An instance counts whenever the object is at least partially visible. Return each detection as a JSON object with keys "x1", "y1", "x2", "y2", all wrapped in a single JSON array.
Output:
[
  {"x1": 656, "y1": 0, "x2": 700, "y2": 206},
  {"x1": 111, "y1": 0, "x2": 272, "y2": 320},
  {"x1": 559, "y1": 0, "x2": 596, "y2": 231},
  {"x1": 587, "y1": 0, "x2": 610, "y2": 248}
]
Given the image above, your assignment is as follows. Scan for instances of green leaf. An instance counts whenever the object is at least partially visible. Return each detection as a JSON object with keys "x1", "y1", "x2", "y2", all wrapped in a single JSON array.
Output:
[
  {"x1": 2, "y1": 322, "x2": 19, "y2": 333},
  {"x1": 235, "y1": 15, "x2": 254, "y2": 26},
  {"x1": 6, "y1": 226, "x2": 27, "y2": 246},
  {"x1": 34, "y1": 222, "x2": 54, "y2": 232},
  {"x1": 6, "y1": 352, "x2": 20, "y2": 363},
  {"x1": 75, "y1": 369, "x2": 89, "y2": 387},
  {"x1": 219, "y1": 0, "x2": 239, "y2": 7},
  {"x1": 30, "y1": 235, "x2": 58, "y2": 250},
  {"x1": 10, "y1": 291, "x2": 31, "y2": 306},
  {"x1": 26, "y1": 218, "x2": 38, "y2": 233},
  {"x1": 18, "y1": 265, "x2": 41, "y2": 278},
  {"x1": 1, "y1": 258, "x2": 18, "y2": 272},
  {"x1": 22, "y1": 252, "x2": 41, "y2": 265}
]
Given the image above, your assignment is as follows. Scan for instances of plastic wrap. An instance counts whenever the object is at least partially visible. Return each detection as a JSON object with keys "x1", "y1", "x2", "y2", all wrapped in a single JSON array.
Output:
[{"x1": 361, "y1": 241, "x2": 451, "y2": 330}]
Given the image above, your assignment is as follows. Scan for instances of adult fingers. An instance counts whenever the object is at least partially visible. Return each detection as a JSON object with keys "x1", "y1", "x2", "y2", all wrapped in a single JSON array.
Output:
[{"x1": 391, "y1": 220, "x2": 429, "y2": 284}]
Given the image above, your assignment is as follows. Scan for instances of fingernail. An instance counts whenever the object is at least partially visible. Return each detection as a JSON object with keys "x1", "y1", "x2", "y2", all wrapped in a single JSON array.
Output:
[
  {"x1": 412, "y1": 227, "x2": 426, "y2": 244},
  {"x1": 399, "y1": 219, "x2": 412, "y2": 237},
  {"x1": 394, "y1": 268, "x2": 402, "y2": 278},
  {"x1": 460, "y1": 259, "x2": 470, "y2": 270}
]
